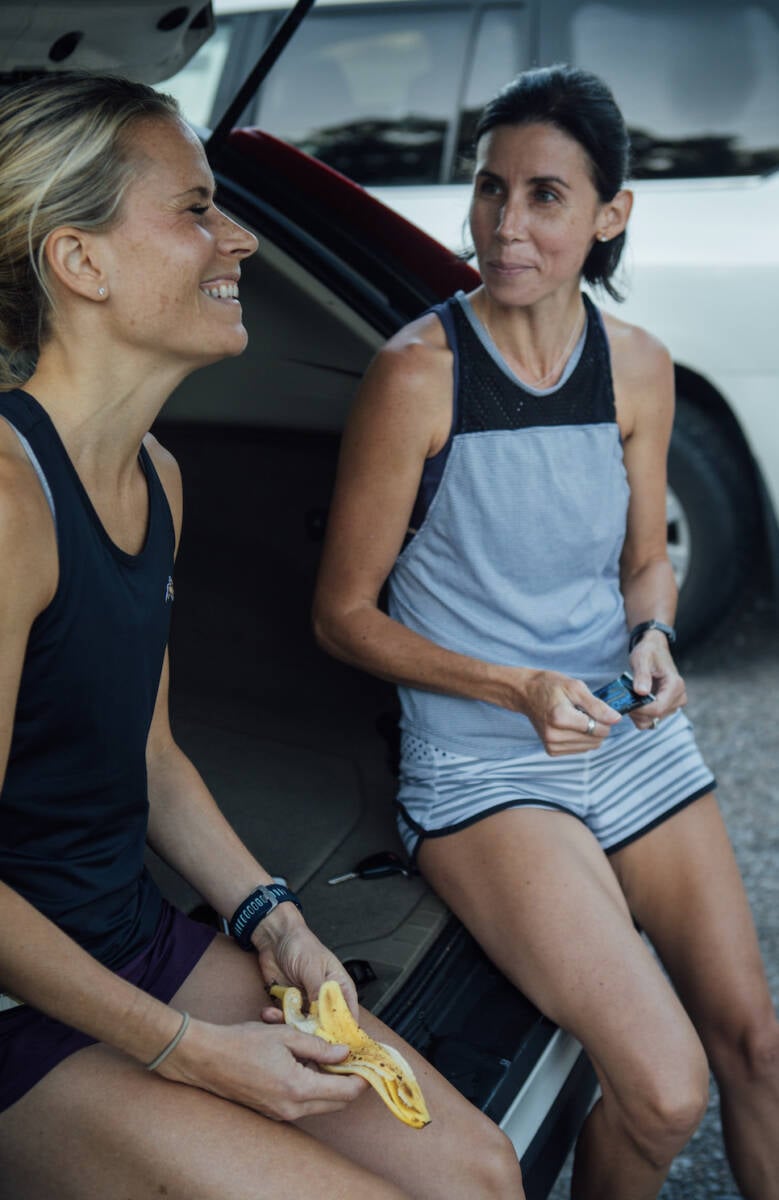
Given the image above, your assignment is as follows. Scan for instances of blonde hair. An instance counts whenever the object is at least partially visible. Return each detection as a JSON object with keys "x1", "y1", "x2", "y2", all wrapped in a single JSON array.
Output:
[{"x1": 0, "y1": 72, "x2": 180, "y2": 388}]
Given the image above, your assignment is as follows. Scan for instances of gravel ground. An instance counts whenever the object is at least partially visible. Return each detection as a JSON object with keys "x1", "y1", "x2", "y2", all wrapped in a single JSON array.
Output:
[{"x1": 549, "y1": 572, "x2": 779, "y2": 1200}]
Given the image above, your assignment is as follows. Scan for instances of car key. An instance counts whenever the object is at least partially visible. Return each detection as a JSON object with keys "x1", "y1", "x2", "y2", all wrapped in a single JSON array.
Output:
[{"x1": 328, "y1": 850, "x2": 410, "y2": 885}]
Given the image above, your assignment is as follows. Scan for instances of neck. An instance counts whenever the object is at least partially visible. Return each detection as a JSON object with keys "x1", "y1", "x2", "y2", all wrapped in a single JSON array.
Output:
[
  {"x1": 473, "y1": 287, "x2": 587, "y2": 388},
  {"x1": 25, "y1": 338, "x2": 191, "y2": 477}
]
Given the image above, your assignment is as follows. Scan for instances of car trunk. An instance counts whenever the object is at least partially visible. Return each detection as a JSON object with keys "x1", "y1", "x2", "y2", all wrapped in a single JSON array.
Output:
[{"x1": 148, "y1": 184, "x2": 448, "y2": 1014}]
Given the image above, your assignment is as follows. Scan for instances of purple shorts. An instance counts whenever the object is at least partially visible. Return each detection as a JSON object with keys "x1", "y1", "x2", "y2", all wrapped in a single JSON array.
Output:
[{"x1": 0, "y1": 900, "x2": 217, "y2": 1114}]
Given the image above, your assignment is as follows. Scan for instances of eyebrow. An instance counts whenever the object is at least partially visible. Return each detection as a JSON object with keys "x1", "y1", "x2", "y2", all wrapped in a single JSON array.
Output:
[
  {"x1": 475, "y1": 168, "x2": 572, "y2": 190},
  {"x1": 172, "y1": 185, "x2": 216, "y2": 200},
  {"x1": 528, "y1": 174, "x2": 571, "y2": 190}
]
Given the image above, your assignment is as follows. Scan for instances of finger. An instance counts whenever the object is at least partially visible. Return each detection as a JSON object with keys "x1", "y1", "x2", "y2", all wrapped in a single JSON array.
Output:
[
  {"x1": 573, "y1": 707, "x2": 615, "y2": 738},
  {"x1": 286, "y1": 1030, "x2": 351, "y2": 1065},
  {"x1": 305, "y1": 1071, "x2": 369, "y2": 1103},
  {"x1": 545, "y1": 725, "x2": 609, "y2": 756},
  {"x1": 285, "y1": 1076, "x2": 369, "y2": 1120},
  {"x1": 259, "y1": 958, "x2": 288, "y2": 993},
  {"x1": 570, "y1": 690, "x2": 620, "y2": 727},
  {"x1": 628, "y1": 662, "x2": 654, "y2": 695},
  {"x1": 329, "y1": 970, "x2": 360, "y2": 1020},
  {"x1": 631, "y1": 714, "x2": 662, "y2": 731},
  {"x1": 260, "y1": 1006, "x2": 285, "y2": 1024},
  {"x1": 252, "y1": 1074, "x2": 369, "y2": 1123}
]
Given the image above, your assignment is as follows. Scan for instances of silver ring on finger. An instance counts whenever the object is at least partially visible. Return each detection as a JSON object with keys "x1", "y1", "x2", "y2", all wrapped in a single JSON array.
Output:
[
  {"x1": 651, "y1": 717, "x2": 660, "y2": 730},
  {"x1": 585, "y1": 715, "x2": 596, "y2": 736}
]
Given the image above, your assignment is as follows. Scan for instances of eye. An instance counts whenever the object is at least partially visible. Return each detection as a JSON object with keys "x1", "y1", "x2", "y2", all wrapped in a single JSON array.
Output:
[
  {"x1": 534, "y1": 187, "x2": 559, "y2": 204},
  {"x1": 476, "y1": 176, "x2": 503, "y2": 197},
  {"x1": 189, "y1": 204, "x2": 210, "y2": 216}
]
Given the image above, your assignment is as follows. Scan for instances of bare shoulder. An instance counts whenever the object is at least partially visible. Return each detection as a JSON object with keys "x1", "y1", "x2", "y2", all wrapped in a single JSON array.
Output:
[
  {"x1": 355, "y1": 310, "x2": 453, "y2": 453},
  {"x1": 143, "y1": 431, "x2": 183, "y2": 540},
  {"x1": 600, "y1": 310, "x2": 674, "y2": 434},
  {"x1": 600, "y1": 310, "x2": 673, "y2": 383},
  {"x1": 374, "y1": 310, "x2": 451, "y2": 386},
  {"x1": 0, "y1": 423, "x2": 57, "y2": 618},
  {"x1": 143, "y1": 431, "x2": 181, "y2": 487}
]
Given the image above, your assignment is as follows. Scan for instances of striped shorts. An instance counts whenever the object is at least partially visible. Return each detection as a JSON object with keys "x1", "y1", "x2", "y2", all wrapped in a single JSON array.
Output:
[{"x1": 396, "y1": 710, "x2": 715, "y2": 861}]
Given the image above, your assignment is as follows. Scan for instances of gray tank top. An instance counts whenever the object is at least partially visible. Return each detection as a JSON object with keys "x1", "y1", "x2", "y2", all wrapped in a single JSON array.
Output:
[{"x1": 388, "y1": 291, "x2": 631, "y2": 756}]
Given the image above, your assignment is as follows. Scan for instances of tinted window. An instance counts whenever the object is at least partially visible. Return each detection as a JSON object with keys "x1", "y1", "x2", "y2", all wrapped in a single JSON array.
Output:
[
  {"x1": 568, "y1": 1, "x2": 779, "y2": 177},
  {"x1": 453, "y1": 5, "x2": 529, "y2": 181},
  {"x1": 253, "y1": 8, "x2": 475, "y2": 184}
]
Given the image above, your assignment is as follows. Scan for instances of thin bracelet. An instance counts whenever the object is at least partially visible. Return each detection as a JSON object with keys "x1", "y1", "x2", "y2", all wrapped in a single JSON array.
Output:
[{"x1": 146, "y1": 1010, "x2": 190, "y2": 1072}]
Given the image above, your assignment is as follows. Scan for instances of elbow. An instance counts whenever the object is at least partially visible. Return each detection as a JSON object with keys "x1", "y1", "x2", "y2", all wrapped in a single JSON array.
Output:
[
  {"x1": 312, "y1": 593, "x2": 376, "y2": 668},
  {"x1": 311, "y1": 600, "x2": 347, "y2": 662}
]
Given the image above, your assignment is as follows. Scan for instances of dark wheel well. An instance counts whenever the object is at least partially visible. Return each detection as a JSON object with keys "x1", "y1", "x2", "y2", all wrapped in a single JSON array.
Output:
[{"x1": 670, "y1": 373, "x2": 762, "y2": 647}]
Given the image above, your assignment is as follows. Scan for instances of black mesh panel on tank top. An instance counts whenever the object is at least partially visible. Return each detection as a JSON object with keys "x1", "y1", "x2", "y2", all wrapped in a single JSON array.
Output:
[{"x1": 452, "y1": 292, "x2": 616, "y2": 435}]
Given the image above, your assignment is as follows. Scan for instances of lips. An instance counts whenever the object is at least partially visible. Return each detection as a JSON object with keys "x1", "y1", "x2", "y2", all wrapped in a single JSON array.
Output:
[{"x1": 486, "y1": 260, "x2": 535, "y2": 274}]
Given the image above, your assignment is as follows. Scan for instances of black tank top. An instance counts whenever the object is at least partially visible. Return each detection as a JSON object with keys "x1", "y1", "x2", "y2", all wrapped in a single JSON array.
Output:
[{"x1": 0, "y1": 389, "x2": 172, "y2": 968}]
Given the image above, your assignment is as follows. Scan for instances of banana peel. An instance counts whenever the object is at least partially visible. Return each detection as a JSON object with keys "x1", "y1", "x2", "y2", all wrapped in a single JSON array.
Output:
[{"x1": 270, "y1": 980, "x2": 431, "y2": 1129}]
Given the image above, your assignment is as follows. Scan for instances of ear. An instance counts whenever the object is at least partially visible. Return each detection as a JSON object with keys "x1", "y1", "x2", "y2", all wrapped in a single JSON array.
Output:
[
  {"x1": 596, "y1": 188, "x2": 633, "y2": 243},
  {"x1": 44, "y1": 227, "x2": 109, "y2": 302}
]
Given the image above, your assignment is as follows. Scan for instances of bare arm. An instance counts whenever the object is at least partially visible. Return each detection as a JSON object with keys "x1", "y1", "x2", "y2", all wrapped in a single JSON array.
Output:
[
  {"x1": 608, "y1": 318, "x2": 686, "y2": 724},
  {"x1": 313, "y1": 319, "x2": 619, "y2": 754},
  {"x1": 0, "y1": 445, "x2": 187, "y2": 1061},
  {"x1": 0, "y1": 437, "x2": 362, "y2": 1119},
  {"x1": 143, "y1": 435, "x2": 360, "y2": 1005}
]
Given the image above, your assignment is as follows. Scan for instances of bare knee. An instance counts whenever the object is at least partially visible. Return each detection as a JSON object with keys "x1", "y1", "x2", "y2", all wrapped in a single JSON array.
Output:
[
  {"x1": 455, "y1": 1114, "x2": 524, "y2": 1199},
  {"x1": 709, "y1": 1005, "x2": 779, "y2": 1090},
  {"x1": 620, "y1": 1050, "x2": 710, "y2": 1170}
]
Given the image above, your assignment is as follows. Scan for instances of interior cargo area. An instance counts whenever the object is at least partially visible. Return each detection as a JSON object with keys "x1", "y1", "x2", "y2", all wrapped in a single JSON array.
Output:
[{"x1": 148, "y1": 226, "x2": 450, "y2": 1016}]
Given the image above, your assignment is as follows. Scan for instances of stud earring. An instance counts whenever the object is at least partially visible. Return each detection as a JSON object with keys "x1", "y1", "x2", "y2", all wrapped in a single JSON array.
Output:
[
  {"x1": 598, "y1": 234, "x2": 609, "y2": 243},
  {"x1": 98, "y1": 287, "x2": 106, "y2": 297}
]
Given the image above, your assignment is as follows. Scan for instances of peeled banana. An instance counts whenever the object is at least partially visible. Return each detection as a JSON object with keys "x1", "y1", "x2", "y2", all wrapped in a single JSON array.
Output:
[{"x1": 270, "y1": 980, "x2": 431, "y2": 1129}]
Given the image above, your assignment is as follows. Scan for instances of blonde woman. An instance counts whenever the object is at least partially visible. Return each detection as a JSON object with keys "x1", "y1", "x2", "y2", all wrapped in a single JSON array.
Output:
[{"x1": 0, "y1": 73, "x2": 522, "y2": 1200}]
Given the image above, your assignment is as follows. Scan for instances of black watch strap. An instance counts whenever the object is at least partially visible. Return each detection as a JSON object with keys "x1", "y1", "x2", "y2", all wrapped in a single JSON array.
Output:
[
  {"x1": 629, "y1": 620, "x2": 676, "y2": 653},
  {"x1": 228, "y1": 883, "x2": 302, "y2": 951}
]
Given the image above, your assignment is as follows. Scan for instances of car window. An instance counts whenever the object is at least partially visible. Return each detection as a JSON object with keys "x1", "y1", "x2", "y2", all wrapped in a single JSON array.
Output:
[
  {"x1": 453, "y1": 5, "x2": 530, "y2": 181},
  {"x1": 565, "y1": 0, "x2": 779, "y2": 177},
  {"x1": 244, "y1": 4, "x2": 526, "y2": 185},
  {"x1": 251, "y1": 7, "x2": 474, "y2": 184}
]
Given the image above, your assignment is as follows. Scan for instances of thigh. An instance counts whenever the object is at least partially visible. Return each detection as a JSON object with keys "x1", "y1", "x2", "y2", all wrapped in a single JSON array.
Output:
[
  {"x1": 298, "y1": 1007, "x2": 522, "y2": 1200},
  {"x1": 176, "y1": 933, "x2": 521, "y2": 1200},
  {"x1": 610, "y1": 792, "x2": 777, "y2": 1056},
  {"x1": 418, "y1": 808, "x2": 705, "y2": 1102},
  {"x1": 0, "y1": 1042, "x2": 406, "y2": 1200},
  {"x1": 0, "y1": 936, "x2": 406, "y2": 1200}
]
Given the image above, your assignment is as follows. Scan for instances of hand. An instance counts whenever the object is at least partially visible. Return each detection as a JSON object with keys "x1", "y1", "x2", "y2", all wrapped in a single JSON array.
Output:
[
  {"x1": 516, "y1": 669, "x2": 622, "y2": 756},
  {"x1": 628, "y1": 629, "x2": 687, "y2": 728},
  {"x1": 251, "y1": 904, "x2": 361, "y2": 1021},
  {"x1": 158, "y1": 1015, "x2": 368, "y2": 1121}
]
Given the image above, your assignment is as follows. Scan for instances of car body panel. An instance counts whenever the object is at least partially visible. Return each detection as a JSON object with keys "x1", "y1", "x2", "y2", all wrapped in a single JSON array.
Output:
[{"x1": 0, "y1": 1, "x2": 214, "y2": 83}]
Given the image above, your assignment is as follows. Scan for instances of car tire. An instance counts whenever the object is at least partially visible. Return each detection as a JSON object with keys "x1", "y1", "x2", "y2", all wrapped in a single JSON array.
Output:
[{"x1": 667, "y1": 396, "x2": 759, "y2": 649}]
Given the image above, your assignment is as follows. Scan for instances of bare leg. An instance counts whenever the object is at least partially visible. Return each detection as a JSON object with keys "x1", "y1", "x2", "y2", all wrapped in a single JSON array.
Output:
[
  {"x1": 612, "y1": 793, "x2": 779, "y2": 1200},
  {"x1": 418, "y1": 809, "x2": 710, "y2": 1200},
  {"x1": 0, "y1": 931, "x2": 523, "y2": 1200},
  {"x1": 178, "y1": 933, "x2": 524, "y2": 1200},
  {"x1": 0, "y1": 1044, "x2": 408, "y2": 1200}
]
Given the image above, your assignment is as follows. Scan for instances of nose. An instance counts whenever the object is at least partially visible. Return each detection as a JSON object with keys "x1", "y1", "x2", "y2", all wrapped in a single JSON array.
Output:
[
  {"x1": 216, "y1": 208, "x2": 259, "y2": 260},
  {"x1": 495, "y1": 197, "x2": 529, "y2": 243}
]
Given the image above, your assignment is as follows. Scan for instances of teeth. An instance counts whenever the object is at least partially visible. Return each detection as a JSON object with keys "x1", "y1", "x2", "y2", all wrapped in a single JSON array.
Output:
[{"x1": 201, "y1": 282, "x2": 239, "y2": 300}]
